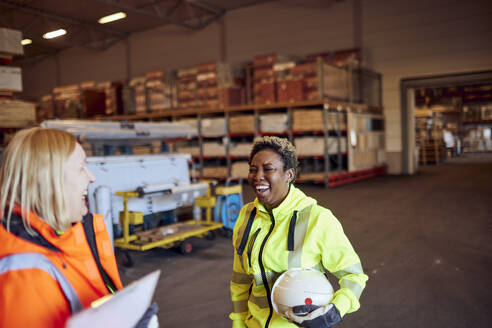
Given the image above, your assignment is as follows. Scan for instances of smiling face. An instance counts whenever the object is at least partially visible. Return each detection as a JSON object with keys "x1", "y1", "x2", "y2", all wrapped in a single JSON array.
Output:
[
  {"x1": 63, "y1": 143, "x2": 96, "y2": 222},
  {"x1": 248, "y1": 149, "x2": 294, "y2": 211}
]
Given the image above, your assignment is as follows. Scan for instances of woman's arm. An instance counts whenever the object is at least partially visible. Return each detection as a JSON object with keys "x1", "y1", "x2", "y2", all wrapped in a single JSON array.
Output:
[
  {"x1": 319, "y1": 209, "x2": 368, "y2": 317},
  {"x1": 229, "y1": 206, "x2": 254, "y2": 328},
  {"x1": 0, "y1": 268, "x2": 72, "y2": 327}
]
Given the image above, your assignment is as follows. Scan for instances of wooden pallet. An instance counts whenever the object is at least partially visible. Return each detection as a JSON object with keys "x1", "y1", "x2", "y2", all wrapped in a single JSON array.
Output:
[
  {"x1": 135, "y1": 222, "x2": 206, "y2": 243},
  {"x1": 419, "y1": 138, "x2": 446, "y2": 165}
]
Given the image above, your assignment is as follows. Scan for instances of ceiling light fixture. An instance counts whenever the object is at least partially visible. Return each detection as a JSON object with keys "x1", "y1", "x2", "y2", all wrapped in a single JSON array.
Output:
[
  {"x1": 21, "y1": 39, "x2": 32, "y2": 46},
  {"x1": 43, "y1": 29, "x2": 67, "y2": 39},
  {"x1": 98, "y1": 12, "x2": 127, "y2": 24}
]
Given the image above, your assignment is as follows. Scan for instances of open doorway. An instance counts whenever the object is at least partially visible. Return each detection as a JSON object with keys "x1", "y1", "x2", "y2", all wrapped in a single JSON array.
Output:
[{"x1": 400, "y1": 71, "x2": 492, "y2": 174}]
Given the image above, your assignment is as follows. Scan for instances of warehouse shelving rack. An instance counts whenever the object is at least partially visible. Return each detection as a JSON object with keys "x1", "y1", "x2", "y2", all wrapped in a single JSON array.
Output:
[{"x1": 97, "y1": 98, "x2": 386, "y2": 187}]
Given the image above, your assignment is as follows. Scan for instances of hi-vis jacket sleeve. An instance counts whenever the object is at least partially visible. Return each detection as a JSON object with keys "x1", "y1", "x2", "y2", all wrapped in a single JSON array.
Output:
[
  {"x1": 318, "y1": 209, "x2": 368, "y2": 317},
  {"x1": 229, "y1": 206, "x2": 252, "y2": 328}
]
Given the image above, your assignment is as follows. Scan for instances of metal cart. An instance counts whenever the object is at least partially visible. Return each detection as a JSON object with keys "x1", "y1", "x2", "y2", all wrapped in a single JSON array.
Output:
[{"x1": 114, "y1": 190, "x2": 224, "y2": 264}]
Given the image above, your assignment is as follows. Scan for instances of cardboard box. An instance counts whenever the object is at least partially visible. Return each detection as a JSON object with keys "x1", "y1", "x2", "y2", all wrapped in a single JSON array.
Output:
[
  {"x1": 254, "y1": 82, "x2": 276, "y2": 104},
  {"x1": 259, "y1": 113, "x2": 288, "y2": 133},
  {"x1": 231, "y1": 161, "x2": 249, "y2": 178},
  {"x1": 277, "y1": 79, "x2": 304, "y2": 103},
  {"x1": 0, "y1": 99, "x2": 35, "y2": 127},
  {"x1": 0, "y1": 66, "x2": 22, "y2": 92},
  {"x1": 229, "y1": 115, "x2": 255, "y2": 134},
  {"x1": 0, "y1": 28, "x2": 23, "y2": 56}
]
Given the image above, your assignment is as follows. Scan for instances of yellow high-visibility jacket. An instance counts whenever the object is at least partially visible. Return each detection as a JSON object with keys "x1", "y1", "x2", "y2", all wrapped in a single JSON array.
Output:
[{"x1": 230, "y1": 185, "x2": 368, "y2": 328}]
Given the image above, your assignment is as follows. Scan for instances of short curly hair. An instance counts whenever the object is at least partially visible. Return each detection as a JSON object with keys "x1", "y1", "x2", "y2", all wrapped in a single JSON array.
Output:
[{"x1": 249, "y1": 136, "x2": 298, "y2": 181}]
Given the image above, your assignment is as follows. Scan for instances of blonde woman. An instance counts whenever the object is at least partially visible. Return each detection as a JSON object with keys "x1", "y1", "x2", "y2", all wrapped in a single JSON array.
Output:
[{"x1": 0, "y1": 128, "x2": 124, "y2": 327}]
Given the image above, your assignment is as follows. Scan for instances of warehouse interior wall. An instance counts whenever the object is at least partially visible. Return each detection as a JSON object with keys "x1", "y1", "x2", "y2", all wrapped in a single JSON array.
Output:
[{"x1": 20, "y1": 0, "x2": 492, "y2": 174}]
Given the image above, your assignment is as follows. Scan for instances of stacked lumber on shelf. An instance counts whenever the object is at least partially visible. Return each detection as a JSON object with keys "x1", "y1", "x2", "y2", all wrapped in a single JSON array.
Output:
[
  {"x1": 229, "y1": 142, "x2": 253, "y2": 157},
  {"x1": 231, "y1": 161, "x2": 249, "y2": 178},
  {"x1": 202, "y1": 166, "x2": 228, "y2": 178},
  {"x1": 202, "y1": 142, "x2": 226, "y2": 157},
  {"x1": 292, "y1": 109, "x2": 347, "y2": 131},
  {"x1": 293, "y1": 110, "x2": 323, "y2": 131},
  {"x1": 196, "y1": 62, "x2": 219, "y2": 109},
  {"x1": 418, "y1": 138, "x2": 445, "y2": 165},
  {"x1": 253, "y1": 53, "x2": 289, "y2": 105},
  {"x1": 275, "y1": 61, "x2": 304, "y2": 103},
  {"x1": 348, "y1": 113, "x2": 386, "y2": 171},
  {"x1": 201, "y1": 117, "x2": 226, "y2": 137},
  {"x1": 0, "y1": 99, "x2": 36, "y2": 127},
  {"x1": 38, "y1": 94, "x2": 55, "y2": 121},
  {"x1": 145, "y1": 70, "x2": 177, "y2": 111},
  {"x1": 177, "y1": 62, "x2": 245, "y2": 109},
  {"x1": 259, "y1": 113, "x2": 288, "y2": 133},
  {"x1": 177, "y1": 67, "x2": 197, "y2": 109},
  {"x1": 95, "y1": 81, "x2": 120, "y2": 115},
  {"x1": 129, "y1": 77, "x2": 147, "y2": 113},
  {"x1": 175, "y1": 145, "x2": 200, "y2": 156},
  {"x1": 229, "y1": 114, "x2": 255, "y2": 134}
]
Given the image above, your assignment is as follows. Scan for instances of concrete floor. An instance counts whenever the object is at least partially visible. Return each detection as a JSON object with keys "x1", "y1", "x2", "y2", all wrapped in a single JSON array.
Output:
[{"x1": 119, "y1": 153, "x2": 492, "y2": 328}]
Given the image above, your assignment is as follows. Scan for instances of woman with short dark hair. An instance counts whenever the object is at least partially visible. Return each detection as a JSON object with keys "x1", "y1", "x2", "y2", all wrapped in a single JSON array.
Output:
[{"x1": 230, "y1": 136, "x2": 368, "y2": 328}]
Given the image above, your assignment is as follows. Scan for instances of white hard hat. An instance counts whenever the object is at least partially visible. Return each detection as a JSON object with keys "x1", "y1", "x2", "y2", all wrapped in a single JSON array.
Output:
[{"x1": 271, "y1": 268, "x2": 334, "y2": 318}]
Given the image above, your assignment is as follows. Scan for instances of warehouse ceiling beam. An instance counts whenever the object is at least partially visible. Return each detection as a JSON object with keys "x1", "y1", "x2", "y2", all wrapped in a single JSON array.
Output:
[
  {"x1": 0, "y1": 0, "x2": 128, "y2": 38},
  {"x1": 165, "y1": 0, "x2": 184, "y2": 18},
  {"x1": 93, "y1": 0, "x2": 199, "y2": 30},
  {"x1": 182, "y1": 0, "x2": 225, "y2": 29},
  {"x1": 186, "y1": 0, "x2": 224, "y2": 16}
]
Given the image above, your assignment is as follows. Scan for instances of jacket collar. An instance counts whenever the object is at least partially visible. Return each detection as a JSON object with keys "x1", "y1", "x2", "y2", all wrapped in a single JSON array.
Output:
[
  {"x1": 254, "y1": 185, "x2": 316, "y2": 219},
  {"x1": 6, "y1": 204, "x2": 87, "y2": 251}
]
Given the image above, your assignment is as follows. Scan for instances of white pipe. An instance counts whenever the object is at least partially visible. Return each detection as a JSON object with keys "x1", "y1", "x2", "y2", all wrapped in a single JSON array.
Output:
[{"x1": 94, "y1": 185, "x2": 114, "y2": 247}]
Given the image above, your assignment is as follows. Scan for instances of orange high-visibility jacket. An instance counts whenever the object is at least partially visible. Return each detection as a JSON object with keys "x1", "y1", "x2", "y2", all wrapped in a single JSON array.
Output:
[{"x1": 0, "y1": 205, "x2": 123, "y2": 328}]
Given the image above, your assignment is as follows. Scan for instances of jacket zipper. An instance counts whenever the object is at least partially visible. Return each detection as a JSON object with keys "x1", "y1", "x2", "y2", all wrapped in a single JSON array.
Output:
[
  {"x1": 258, "y1": 212, "x2": 275, "y2": 328},
  {"x1": 247, "y1": 228, "x2": 260, "y2": 268}
]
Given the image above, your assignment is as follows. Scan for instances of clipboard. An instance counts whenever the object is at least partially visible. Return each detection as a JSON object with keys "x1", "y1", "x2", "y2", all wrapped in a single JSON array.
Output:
[{"x1": 67, "y1": 270, "x2": 161, "y2": 328}]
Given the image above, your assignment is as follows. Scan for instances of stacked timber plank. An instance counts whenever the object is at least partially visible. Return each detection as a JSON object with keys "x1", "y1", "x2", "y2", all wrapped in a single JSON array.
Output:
[
  {"x1": 231, "y1": 161, "x2": 249, "y2": 178},
  {"x1": 0, "y1": 99, "x2": 36, "y2": 127},
  {"x1": 129, "y1": 77, "x2": 147, "y2": 113},
  {"x1": 196, "y1": 62, "x2": 219, "y2": 109},
  {"x1": 229, "y1": 142, "x2": 253, "y2": 157},
  {"x1": 229, "y1": 114, "x2": 255, "y2": 135},
  {"x1": 201, "y1": 117, "x2": 226, "y2": 137},
  {"x1": 95, "y1": 81, "x2": 120, "y2": 115},
  {"x1": 177, "y1": 67, "x2": 197, "y2": 109},
  {"x1": 145, "y1": 70, "x2": 177, "y2": 111},
  {"x1": 253, "y1": 54, "x2": 289, "y2": 105},
  {"x1": 202, "y1": 166, "x2": 228, "y2": 178},
  {"x1": 292, "y1": 109, "x2": 347, "y2": 131},
  {"x1": 178, "y1": 62, "x2": 244, "y2": 109},
  {"x1": 202, "y1": 142, "x2": 226, "y2": 157},
  {"x1": 259, "y1": 113, "x2": 288, "y2": 134}
]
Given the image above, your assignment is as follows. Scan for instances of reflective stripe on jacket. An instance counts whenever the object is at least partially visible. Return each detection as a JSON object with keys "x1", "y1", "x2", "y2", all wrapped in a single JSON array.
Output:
[
  {"x1": 230, "y1": 185, "x2": 368, "y2": 328},
  {"x1": 0, "y1": 206, "x2": 123, "y2": 327}
]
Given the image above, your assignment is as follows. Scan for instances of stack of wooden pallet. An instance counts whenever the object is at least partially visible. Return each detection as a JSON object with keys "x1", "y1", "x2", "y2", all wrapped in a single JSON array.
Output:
[
  {"x1": 418, "y1": 138, "x2": 446, "y2": 165},
  {"x1": 229, "y1": 114, "x2": 255, "y2": 134}
]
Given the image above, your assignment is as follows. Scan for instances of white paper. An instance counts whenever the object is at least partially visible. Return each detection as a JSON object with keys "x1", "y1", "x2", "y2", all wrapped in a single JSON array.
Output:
[{"x1": 67, "y1": 270, "x2": 161, "y2": 328}]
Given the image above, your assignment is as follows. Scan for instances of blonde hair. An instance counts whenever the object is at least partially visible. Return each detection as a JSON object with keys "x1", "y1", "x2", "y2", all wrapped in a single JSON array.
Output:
[{"x1": 0, "y1": 127, "x2": 77, "y2": 232}]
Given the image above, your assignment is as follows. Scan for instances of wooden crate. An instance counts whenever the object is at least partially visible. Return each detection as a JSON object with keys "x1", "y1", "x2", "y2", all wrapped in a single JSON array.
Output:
[
  {"x1": 202, "y1": 142, "x2": 226, "y2": 157},
  {"x1": 259, "y1": 113, "x2": 288, "y2": 133},
  {"x1": 0, "y1": 99, "x2": 36, "y2": 127},
  {"x1": 176, "y1": 146, "x2": 200, "y2": 156},
  {"x1": 295, "y1": 137, "x2": 324, "y2": 156},
  {"x1": 230, "y1": 142, "x2": 253, "y2": 157},
  {"x1": 201, "y1": 117, "x2": 226, "y2": 137},
  {"x1": 231, "y1": 161, "x2": 249, "y2": 178},
  {"x1": 202, "y1": 166, "x2": 228, "y2": 178},
  {"x1": 292, "y1": 109, "x2": 323, "y2": 131},
  {"x1": 229, "y1": 115, "x2": 255, "y2": 134}
]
